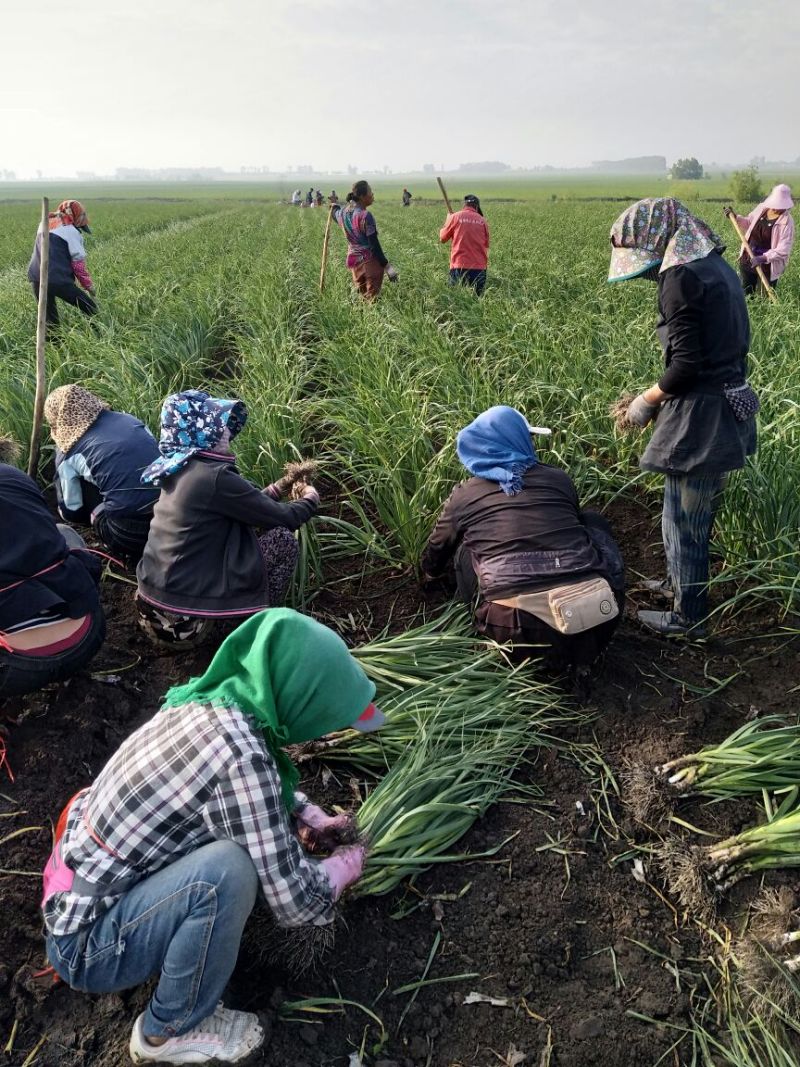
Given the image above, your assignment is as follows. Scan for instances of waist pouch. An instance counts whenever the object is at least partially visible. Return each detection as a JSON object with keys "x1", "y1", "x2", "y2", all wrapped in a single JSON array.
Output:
[
  {"x1": 723, "y1": 381, "x2": 760, "y2": 422},
  {"x1": 477, "y1": 548, "x2": 597, "y2": 598},
  {"x1": 493, "y1": 577, "x2": 618, "y2": 635}
]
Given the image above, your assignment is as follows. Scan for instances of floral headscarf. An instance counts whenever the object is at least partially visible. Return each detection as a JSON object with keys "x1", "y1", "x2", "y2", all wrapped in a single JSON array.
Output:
[
  {"x1": 140, "y1": 389, "x2": 248, "y2": 486},
  {"x1": 44, "y1": 384, "x2": 108, "y2": 454},
  {"x1": 608, "y1": 198, "x2": 724, "y2": 282},
  {"x1": 49, "y1": 200, "x2": 91, "y2": 233}
]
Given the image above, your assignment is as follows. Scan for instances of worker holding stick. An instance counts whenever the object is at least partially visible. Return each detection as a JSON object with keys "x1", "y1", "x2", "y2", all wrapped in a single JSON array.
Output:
[
  {"x1": 330, "y1": 181, "x2": 398, "y2": 300},
  {"x1": 439, "y1": 193, "x2": 490, "y2": 296},
  {"x1": 724, "y1": 184, "x2": 794, "y2": 297},
  {"x1": 27, "y1": 199, "x2": 97, "y2": 328}
]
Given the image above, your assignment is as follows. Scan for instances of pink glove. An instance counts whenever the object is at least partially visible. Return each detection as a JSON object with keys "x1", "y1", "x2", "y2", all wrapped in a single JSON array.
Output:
[
  {"x1": 321, "y1": 845, "x2": 366, "y2": 900},
  {"x1": 264, "y1": 483, "x2": 281, "y2": 500},
  {"x1": 750, "y1": 254, "x2": 766, "y2": 269},
  {"x1": 296, "y1": 804, "x2": 357, "y2": 852},
  {"x1": 301, "y1": 484, "x2": 320, "y2": 506}
]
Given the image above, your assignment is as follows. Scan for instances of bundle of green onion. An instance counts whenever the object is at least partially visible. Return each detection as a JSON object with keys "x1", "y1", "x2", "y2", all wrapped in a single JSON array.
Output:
[{"x1": 657, "y1": 717, "x2": 800, "y2": 799}]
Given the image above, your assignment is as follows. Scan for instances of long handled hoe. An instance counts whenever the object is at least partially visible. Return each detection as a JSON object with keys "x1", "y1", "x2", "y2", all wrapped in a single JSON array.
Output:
[
  {"x1": 725, "y1": 210, "x2": 779, "y2": 303},
  {"x1": 436, "y1": 176, "x2": 453, "y2": 214},
  {"x1": 28, "y1": 197, "x2": 49, "y2": 477},
  {"x1": 319, "y1": 203, "x2": 335, "y2": 292}
]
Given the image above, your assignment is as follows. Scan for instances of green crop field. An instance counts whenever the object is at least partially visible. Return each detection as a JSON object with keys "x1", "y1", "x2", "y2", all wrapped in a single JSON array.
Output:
[{"x1": 2, "y1": 181, "x2": 800, "y2": 1064}]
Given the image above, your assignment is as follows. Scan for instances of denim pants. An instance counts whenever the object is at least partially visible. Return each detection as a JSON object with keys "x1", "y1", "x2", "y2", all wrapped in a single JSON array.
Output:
[
  {"x1": 662, "y1": 473, "x2": 726, "y2": 624},
  {"x1": 448, "y1": 268, "x2": 487, "y2": 295},
  {"x1": 46, "y1": 841, "x2": 259, "y2": 1038}
]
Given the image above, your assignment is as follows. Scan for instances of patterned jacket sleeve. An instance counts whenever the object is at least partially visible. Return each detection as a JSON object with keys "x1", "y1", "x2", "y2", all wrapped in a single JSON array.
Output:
[{"x1": 203, "y1": 751, "x2": 335, "y2": 927}]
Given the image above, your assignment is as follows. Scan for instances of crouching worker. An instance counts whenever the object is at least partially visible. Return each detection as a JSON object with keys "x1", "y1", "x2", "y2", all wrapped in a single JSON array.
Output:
[
  {"x1": 136, "y1": 390, "x2": 318, "y2": 645},
  {"x1": 421, "y1": 407, "x2": 624, "y2": 668},
  {"x1": 1, "y1": 437, "x2": 105, "y2": 698},
  {"x1": 45, "y1": 385, "x2": 160, "y2": 563},
  {"x1": 41, "y1": 608, "x2": 380, "y2": 1064}
]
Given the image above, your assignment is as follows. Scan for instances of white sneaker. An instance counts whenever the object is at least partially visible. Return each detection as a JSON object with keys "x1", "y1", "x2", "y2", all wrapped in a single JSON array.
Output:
[{"x1": 129, "y1": 1002, "x2": 264, "y2": 1064}]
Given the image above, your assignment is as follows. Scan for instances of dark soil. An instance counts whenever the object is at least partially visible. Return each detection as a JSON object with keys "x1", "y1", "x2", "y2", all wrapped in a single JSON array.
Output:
[{"x1": 1, "y1": 494, "x2": 798, "y2": 1067}]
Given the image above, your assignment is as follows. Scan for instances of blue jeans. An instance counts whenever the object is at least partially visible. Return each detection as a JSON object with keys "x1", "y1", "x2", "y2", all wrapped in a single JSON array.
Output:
[
  {"x1": 662, "y1": 473, "x2": 726, "y2": 624},
  {"x1": 449, "y1": 268, "x2": 487, "y2": 295},
  {"x1": 46, "y1": 841, "x2": 258, "y2": 1038}
]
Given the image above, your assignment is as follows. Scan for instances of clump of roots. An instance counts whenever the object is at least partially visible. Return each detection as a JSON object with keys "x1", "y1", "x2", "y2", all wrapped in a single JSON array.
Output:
[
  {"x1": 274, "y1": 459, "x2": 319, "y2": 498},
  {"x1": 620, "y1": 758, "x2": 674, "y2": 827},
  {"x1": 0, "y1": 434, "x2": 20, "y2": 464},
  {"x1": 609, "y1": 393, "x2": 638, "y2": 434},
  {"x1": 733, "y1": 889, "x2": 800, "y2": 1018},
  {"x1": 657, "y1": 836, "x2": 716, "y2": 921},
  {"x1": 254, "y1": 911, "x2": 341, "y2": 978}
]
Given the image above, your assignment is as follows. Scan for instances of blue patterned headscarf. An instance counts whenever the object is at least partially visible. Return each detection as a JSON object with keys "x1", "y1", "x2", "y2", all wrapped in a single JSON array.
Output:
[
  {"x1": 140, "y1": 390, "x2": 248, "y2": 486},
  {"x1": 456, "y1": 406, "x2": 538, "y2": 496}
]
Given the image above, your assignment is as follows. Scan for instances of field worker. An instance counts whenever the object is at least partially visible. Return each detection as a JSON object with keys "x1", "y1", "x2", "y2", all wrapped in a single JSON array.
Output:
[
  {"x1": 315, "y1": 189, "x2": 324, "y2": 207},
  {"x1": 402, "y1": 187, "x2": 412, "y2": 207},
  {"x1": 439, "y1": 194, "x2": 490, "y2": 295},
  {"x1": 291, "y1": 188, "x2": 302, "y2": 205},
  {"x1": 305, "y1": 187, "x2": 314, "y2": 206},
  {"x1": 136, "y1": 390, "x2": 319, "y2": 645},
  {"x1": 421, "y1": 407, "x2": 624, "y2": 668},
  {"x1": 0, "y1": 435, "x2": 105, "y2": 698},
  {"x1": 330, "y1": 188, "x2": 338, "y2": 201},
  {"x1": 608, "y1": 198, "x2": 756, "y2": 637},
  {"x1": 724, "y1": 184, "x2": 795, "y2": 295},
  {"x1": 41, "y1": 608, "x2": 380, "y2": 1066},
  {"x1": 27, "y1": 199, "x2": 97, "y2": 328},
  {"x1": 45, "y1": 385, "x2": 160, "y2": 564},
  {"x1": 331, "y1": 180, "x2": 399, "y2": 300}
]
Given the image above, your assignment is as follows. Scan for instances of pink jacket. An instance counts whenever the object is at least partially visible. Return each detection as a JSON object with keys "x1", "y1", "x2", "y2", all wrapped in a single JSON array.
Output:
[
  {"x1": 734, "y1": 206, "x2": 795, "y2": 281},
  {"x1": 439, "y1": 207, "x2": 489, "y2": 270}
]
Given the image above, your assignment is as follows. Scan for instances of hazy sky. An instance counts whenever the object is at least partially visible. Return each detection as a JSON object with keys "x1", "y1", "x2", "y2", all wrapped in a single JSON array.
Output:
[{"x1": 2, "y1": 0, "x2": 798, "y2": 175}]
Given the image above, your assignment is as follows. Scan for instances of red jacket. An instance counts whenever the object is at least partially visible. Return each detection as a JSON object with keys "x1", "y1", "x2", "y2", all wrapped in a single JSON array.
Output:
[{"x1": 439, "y1": 206, "x2": 490, "y2": 269}]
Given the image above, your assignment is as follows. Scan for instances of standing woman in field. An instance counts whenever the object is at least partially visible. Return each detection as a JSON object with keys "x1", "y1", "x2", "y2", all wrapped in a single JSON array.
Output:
[
  {"x1": 27, "y1": 200, "x2": 97, "y2": 328},
  {"x1": 608, "y1": 198, "x2": 757, "y2": 637},
  {"x1": 724, "y1": 183, "x2": 795, "y2": 295},
  {"x1": 332, "y1": 180, "x2": 398, "y2": 300},
  {"x1": 439, "y1": 194, "x2": 490, "y2": 295}
]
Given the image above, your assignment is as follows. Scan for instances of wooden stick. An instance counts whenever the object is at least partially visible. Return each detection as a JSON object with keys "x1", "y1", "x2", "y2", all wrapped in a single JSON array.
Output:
[
  {"x1": 28, "y1": 197, "x2": 49, "y2": 477},
  {"x1": 319, "y1": 203, "x2": 335, "y2": 292},
  {"x1": 725, "y1": 210, "x2": 778, "y2": 303},
  {"x1": 437, "y1": 177, "x2": 453, "y2": 215}
]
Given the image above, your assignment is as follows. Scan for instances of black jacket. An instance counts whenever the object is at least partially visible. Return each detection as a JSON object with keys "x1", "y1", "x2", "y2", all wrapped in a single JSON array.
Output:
[
  {"x1": 641, "y1": 251, "x2": 757, "y2": 475},
  {"x1": 0, "y1": 465, "x2": 101, "y2": 631},
  {"x1": 422, "y1": 465, "x2": 617, "y2": 601},
  {"x1": 136, "y1": 455, "x2": 317, "y2": 616}
]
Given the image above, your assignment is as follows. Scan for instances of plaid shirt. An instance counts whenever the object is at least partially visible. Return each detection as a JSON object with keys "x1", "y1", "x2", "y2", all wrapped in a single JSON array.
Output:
[{"x1": 43, "y1": 702, "x2": 333, "y2": 937}]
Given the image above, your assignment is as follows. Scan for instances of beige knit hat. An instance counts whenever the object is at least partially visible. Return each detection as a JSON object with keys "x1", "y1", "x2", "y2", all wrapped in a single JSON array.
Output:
[{"x1": 44, "y1": 385, "x2": 108, "y2": 454}]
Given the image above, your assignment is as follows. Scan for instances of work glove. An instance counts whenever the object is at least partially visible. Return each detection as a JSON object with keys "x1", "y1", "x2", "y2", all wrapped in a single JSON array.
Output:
[
  {"x1": 264, "y1": 483, "x2": 281, "y2": 500},
  {"x1": 296, "y1": 804, "x2": 357, "y2": 852},
  {"x1": 385, "y1": 264, "x2": 399, "y2": 282},
  {"x1": 750, "y1": 254, "x2": 766, "y2": 269},
  {"x1": 321, "y1": 844, "x2": 366, "y2": 900},
  {"x1": 626, "y1": 393, "x2": 659, "y2": 428},
  {"x1": 300, "y1": 483, "x2": 320, "y2": 506},
  {"x1": 722, "y1": 206, "x2": 734, "y2": 218}
]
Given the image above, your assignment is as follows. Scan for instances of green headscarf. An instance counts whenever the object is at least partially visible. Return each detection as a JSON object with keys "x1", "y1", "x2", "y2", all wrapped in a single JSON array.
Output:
[{"x1": 161, "y1": 608, "x2": 376, "y2": 810}]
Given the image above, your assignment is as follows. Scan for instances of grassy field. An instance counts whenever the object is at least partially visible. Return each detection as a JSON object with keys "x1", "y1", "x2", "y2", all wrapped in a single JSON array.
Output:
[{"x1": 2, "y1": 182, "x2": 800, "y2": 1063}]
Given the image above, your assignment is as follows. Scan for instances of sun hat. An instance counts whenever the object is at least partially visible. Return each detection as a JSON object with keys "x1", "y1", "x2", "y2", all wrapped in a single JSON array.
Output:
[{"x1": 763, "y1": 184, "x2": 793, "y2": 211}]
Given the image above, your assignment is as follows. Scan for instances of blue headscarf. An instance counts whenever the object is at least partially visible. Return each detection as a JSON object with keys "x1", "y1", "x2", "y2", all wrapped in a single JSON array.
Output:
[
  {"x1": 141, "y1": 390, "x2": 248, "y2": 486},
  {"x1": 456, "y1": 406, "x2": 538, "y2": 496}
]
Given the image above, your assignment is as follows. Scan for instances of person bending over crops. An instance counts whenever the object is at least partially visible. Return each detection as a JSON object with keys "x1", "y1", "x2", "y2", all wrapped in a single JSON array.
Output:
[
  {"x1": 27, "y1": 199, "x2": 97, "y2": 328},
  {"x1": 440, "y1": 194, "x2": 490, "y2": 295},
  {"x1": 421, "y1": 406, "x2": 624, "y2": 668},
  {"x1": 45, "y1": 385, "x2": 160, "y2": 564},
  {"x1": 608, "y1": 198, "x2": 757, "y2": 637},
  {"x1": 41, "y1": 608, "x2": 382, "y2": 1065},
  {"x1": 724, "y1": 183, "x2": 795, "y2": 295},
  {"x1": 0, "y1": 437, "x2": 105, "y2": 698},
  {"x1": 331, "y1": 180, "x2": 398, "y2": 299},
  {"x1": 135, "y1": 390, "x2": 319, "y2": 645}
]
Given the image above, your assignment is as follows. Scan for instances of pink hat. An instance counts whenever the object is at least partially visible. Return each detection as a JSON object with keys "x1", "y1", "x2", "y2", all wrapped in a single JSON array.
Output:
[{"x1": 764, "y1": 184, "x2": 794, "y2": 211}]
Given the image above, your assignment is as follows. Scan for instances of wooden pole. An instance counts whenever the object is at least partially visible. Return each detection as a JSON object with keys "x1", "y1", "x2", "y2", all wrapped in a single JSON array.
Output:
[
  {"x1": 319, "y1": 203, "x2": 335, "y2": 292},
  {"x1": 726, "y1": 210, "x2": 778, "y2": 304},
  {"x1": 28, "y1": 197, "x2": 49, "y2": 477},
  {"x1": 437, "y1": 177, "x2": 453, "y2": 215}
]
